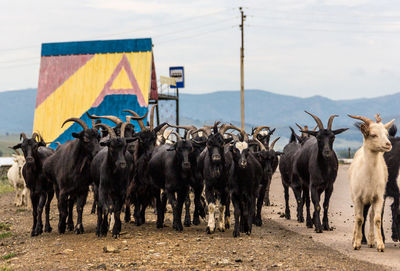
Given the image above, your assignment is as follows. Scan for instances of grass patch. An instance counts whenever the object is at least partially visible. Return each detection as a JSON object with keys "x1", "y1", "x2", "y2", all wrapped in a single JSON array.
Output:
[
  {"x1": 0, "y1": 181, "x2": 13, "y2": 194},
  {"x1": 2, "y1": 253, "x2": 16, "y2": 260},
  {"x1": 15, "y1": 209, "x2": 26, "y2": 213},
  {"x1": 0, "y1": 232, "x2": 11, "y2": 239},
  {"x1": 0, "y1": 223, "x2": 10, "y2": 231},
  {"x1": 0, "y1": 266, "x2": 12, "y2": 271}
]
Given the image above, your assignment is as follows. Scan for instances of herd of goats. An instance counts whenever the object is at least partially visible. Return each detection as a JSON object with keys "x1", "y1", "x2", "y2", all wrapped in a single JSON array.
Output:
[{"x1": 6, "y1": 105, "x2": 400, "y2": 253}]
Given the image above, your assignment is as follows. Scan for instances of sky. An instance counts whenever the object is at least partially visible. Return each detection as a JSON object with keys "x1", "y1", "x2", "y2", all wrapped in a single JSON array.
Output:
[{"x1": 1, "y1": 0, "x2": 400, "y2": 100}]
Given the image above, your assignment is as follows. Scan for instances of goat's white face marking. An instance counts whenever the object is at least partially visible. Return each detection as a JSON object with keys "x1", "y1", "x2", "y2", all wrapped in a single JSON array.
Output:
[
  {"x1": 367, "y1": 123, "x2": 392, "y2": 152},
  {"x1": 235, "y1": 142, "x2": 248, "y2": 154},
  {"x1": 259, "y1": 131, "x2": 269, "y2": 136}
]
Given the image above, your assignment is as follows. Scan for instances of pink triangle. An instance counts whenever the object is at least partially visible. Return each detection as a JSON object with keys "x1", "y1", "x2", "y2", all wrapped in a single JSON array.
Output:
[
  {"x1": 36, "y1": 54, "x2": 94, "y2": 108},
  {"x1": 92, "y1": 54, "x2": 146, "y2": 107}
]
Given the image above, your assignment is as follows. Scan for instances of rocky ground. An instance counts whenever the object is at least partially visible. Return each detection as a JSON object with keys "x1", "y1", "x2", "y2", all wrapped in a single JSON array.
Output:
[{"x1": 0, "y1": 191, "x2": 387, "y2": 271}]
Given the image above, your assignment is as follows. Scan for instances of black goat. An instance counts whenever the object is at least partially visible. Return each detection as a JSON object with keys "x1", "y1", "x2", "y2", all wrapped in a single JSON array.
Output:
[
  {"x1": 361, "y1": 124, "x2": 400, "y2": 243},
  {"x1": 251, "y1": 133, "x2": 281, "y2": 226},
  {"x1": 197, "y1": 123, "x2": 233, "y2": 234},
  {"x1": 294, "y1": 112, "x2": 347, "y2": 232},
  {"x1": 149, "y1": 134, "x2": 195, "y2": 231},
  {"x1": 226, "y1": 126, "x2": 262, "y2": 237},
  {"x1": 13, "y1": 133, "x2": 55, "y2": 236},
  {"x1": 90, "y1": 123, "x2": 135, "y2": 237},
  {"x1": 43, "y1": 118, "x2": 100, "y2": 234},
  {"x1": 123, "y1": 110, "x2": 167, "y2": 225}
]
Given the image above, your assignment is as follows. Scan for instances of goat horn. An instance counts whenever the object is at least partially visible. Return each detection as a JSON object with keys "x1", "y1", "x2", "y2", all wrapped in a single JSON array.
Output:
[
  {"x1": 123, "y1": 109, "x2": 149, "y2": 130},
  {"x1": 305, "y1": 111, "x2": 324, "y2": 130},
  {"x1": 163, "y1": 129, "x2": 173, "y2": 140},
  {"x1": 31, "y1": 132, "x2": 40, "y2": 142},
  {"x1": 149, "y1": 105, "x2": 157, "y2": 130},
  {"x1": 55, "y1": 141, "x2": 61, "y2": 147},
  {"x1": 327, "y1": 115, "x2": 339, "y2": 130},
  {"x1": 62, "y1": 118, "x2": 89, "y2": 130},
  {"x1": 253, "y1": 126, "x2": 270, "y2": 138},
  {"x1": 8, "y1": 147, "x2": 20, "y2": 155},
  {"x1": 375, "y1": 114, "x2": 382, "y2": 123},
  {"x1": 191, "y1": 128, "x2": 210, "y2": 138},
  {"x1": 269, "y1": 137, "x2": 280, "y2": 150},
  {"x1": 295, "y1": 123, "x2": 305, "y2": 131},
  {"x1": 253, "y1": 138, "x2": 266, "y2": 151},
  {"x1": 347, "y1": 114, "x2": 374, "y2": 124},
  {"x1": 126, "y1": 115, "x2": 146, "y2": 130},
  {"x1": 168, "y1": 131, "x2": 182, "y2": 141},
  {"x1": 86, "y1": 112, "x2": 123, "y2": 125},
  {"x1": 158, "y1": 124, "x2": 169, "y2": 139},
  {"x1": 95, "y1": 123, "x2": 116, "y2": 139},
  {"x1": 20, "y1": 133, "x2": 27, "y2": 140},
  {"x1": 219, "y1": 124, "x2": 242, "y2": 136},
  {"x1": 169, "y1": 125, "x2": 197, "y2": 131}
]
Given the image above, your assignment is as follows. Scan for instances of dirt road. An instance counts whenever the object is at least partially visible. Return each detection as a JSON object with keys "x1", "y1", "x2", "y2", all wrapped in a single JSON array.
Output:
[
  {"x1": 268, "y1": 164, "x2": 400, "y2": 270},
  {"x1": 0, "y1": 165, "x2": 392, "y2": 270}
]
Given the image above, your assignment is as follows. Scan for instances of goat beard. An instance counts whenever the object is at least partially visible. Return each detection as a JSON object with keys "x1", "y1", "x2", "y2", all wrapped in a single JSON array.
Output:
[{"x1": 210, "y1": 165, "x2": 222, "y2": 178}]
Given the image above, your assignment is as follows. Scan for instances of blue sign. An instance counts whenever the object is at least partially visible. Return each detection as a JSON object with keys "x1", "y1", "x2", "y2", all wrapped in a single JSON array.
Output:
[{"x1": 169, "y1": 66, "x2": 184, "y2": 88}]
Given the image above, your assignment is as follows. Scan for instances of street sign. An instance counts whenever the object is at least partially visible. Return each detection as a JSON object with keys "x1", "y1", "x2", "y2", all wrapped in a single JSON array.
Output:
[
  {"x1": 160, "y1": 75, "x2": 176, "y2": 86},
  {"x1": 169, "y1": 66, "x2": 184, "y2": 88}
]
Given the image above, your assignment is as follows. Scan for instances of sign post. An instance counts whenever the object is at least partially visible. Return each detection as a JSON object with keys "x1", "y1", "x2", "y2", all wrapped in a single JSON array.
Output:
[{"x1": 169, "y1": 66, "x2": 184, "y2": 127}]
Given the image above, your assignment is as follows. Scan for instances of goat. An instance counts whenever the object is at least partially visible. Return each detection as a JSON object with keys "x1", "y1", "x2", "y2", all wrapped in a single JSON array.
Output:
[
  {"x1": 197, "y1": 123, "x2": 233, "y2": 234},
  {"x1": 294, "y1": 111, "x2": 347, "y2": 233},
  {"x1": 90, "y1": 123, "x2": 135, "y2": 237},
  {"x1": 225, "y1": 125, "x2": 262, "y2": 237},
  {"x1": 148, "y1": 132, "x2": 195, "y2": 231},
  {"x1": 361, "y1": 124, "x2": 400, "y2": 244},
  {"x1": 7, "y1": 151, "x2": 30, "y2": 207},
  {"x1": 43, "y1": 117, "x2": 100, "y2": 234},
  {"x1": 13, "y1": 133, "x2": 55, "y2": 236},
  {"x1": 349, "y1": 114, "x2": 394, "y2": 252},
  {"x1": 251, "y1": 129, "x2": 281, "y2": 226}
]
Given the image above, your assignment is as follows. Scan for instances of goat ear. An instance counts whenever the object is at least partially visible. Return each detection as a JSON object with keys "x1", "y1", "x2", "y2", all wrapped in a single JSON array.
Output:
[
  {"x1": 384, "y1": 119, "x2": 395, "y2": 130},
  {"x1": 72, "y1": 132, "x2": 82, "y2": 139},
  {"x1": 100, "y1": 140, "x2": 110, "y2": 147},
  {"x1": 301, "y1": 130, "x2": 318, "y2": 137},
  {"x1": 12, "y1": 144, "x2": 22, "y2": 150},
  {"x1": 332, "y1": 128, "x2": 348, "y2": 135},
  {"x1": 224, "y1": 137, "x2": 233, "y2": 144}
]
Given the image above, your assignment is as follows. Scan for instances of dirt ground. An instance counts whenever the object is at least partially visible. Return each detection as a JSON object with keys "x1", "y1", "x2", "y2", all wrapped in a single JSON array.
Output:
[{"x1": 0, "y1": 190, "x2": 387, "y2": 271}]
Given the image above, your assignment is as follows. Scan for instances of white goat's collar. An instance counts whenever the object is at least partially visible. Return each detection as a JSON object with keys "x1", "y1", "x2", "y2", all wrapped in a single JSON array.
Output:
[{"x1": 235, "y1": 141, "x2": 248, "y2": 154}]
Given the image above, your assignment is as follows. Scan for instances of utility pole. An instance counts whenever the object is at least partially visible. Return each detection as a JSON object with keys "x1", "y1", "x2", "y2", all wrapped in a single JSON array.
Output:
[{"x1": 239, "y1": 7, "x2": 246, "y2": 130}]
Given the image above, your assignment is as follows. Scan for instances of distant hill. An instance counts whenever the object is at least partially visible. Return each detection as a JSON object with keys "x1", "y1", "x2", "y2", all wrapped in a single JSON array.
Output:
[{"x1": 3, "y1": 88, "x2": 400, "y2": 150}]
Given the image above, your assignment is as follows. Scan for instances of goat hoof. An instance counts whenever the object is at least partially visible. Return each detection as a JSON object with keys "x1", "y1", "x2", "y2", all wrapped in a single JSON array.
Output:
[
  {"x1": 298, "y1": 217, "x2": 304, "y2": 223},
  {"x1": 192, "y1": 216, "x2": 200, "y2": 225},
  {"x1": 173, "y1": 222, "x2": 183, "y2": 232},
  {"x1": 285, "y1": 212, "x2": 291, "y2": 220},
  {"x1": 264, "y1": 199, "x2": 271, "y2": 206},
  {"x1": 67, "y1": 223, "x2": 74, "y2": 232},
  {"x1": 254, "y1": 217, "x2": 262, "y2": 227},
  {"x1": 184, "y1": 219, "x2": 191, "y2": 227},
  {"x1": 45, "y1": 225, "x2": 52, "y2": 233},
  {"x1": 315, "y1": 228, "x2": 323, "y2": 233},
  {"x1": 306, "y1": 221, "x2": 313, "y2": 228},
  {"x1": 206, "y1": 226, "x2": 215, "y2": 234},
  {"x1": 225, "y1": 220, "x2": 231, "y2": 229},
  {"x1": 156, "y1": 222, "x2": 164, "y2": 229},
  {"x1": 74, "y1": 224, "x2": 84, "y2": 234},
  {"x1": 124, "y1": 216, "x2": 130, "y2": 223},
  {"x1": 233, "y1": 231, "x2": 240, "y2": 238}
]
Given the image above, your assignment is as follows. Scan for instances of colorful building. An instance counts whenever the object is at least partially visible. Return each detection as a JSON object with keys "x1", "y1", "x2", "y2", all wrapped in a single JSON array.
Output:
[{"x1": 33, "y1": 38, "x2": 157, "y2": 148}]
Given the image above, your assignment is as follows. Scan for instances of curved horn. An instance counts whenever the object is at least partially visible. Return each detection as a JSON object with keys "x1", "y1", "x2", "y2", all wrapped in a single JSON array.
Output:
[
  {"x1": 126, "y1": 116, "x2": 146, "y2": 131},
  {"x1": 149, "y1": 105, "x2": 157, "y2": 130},
  {"x1": 31, "y1": 132, "x2": 40, "y2": 142},
  {"x1": 253, "y1": 138, "x2": 266, "y2": 151},
  {"x1": 86, "y1": 112, "x2": 122, "y2": 125},
  {"x1": 158, "y1": 124, "x2": 169, "y2": 138},
  {"x1": 269, "y1": 137, "x2": 280, "y2": 150},
  {"x1": 95, "y1": 123, "x2": 116, "y2": 139},
  {"x1": 327, "y1": 115, "x2": 338, "y2": 130},
  {"x1": 55, "y1": 141, "x2": 61, "y2": 147},
  {"x1": 219, "y1": 124, "x2": 242, "y2": 136},
  {"x1": 295, "y1": 123, "x2": 305, "y2": 131},
  {"x1": 347, "y1": 114, "x2": 374, "y2": 125},
  {"x1": 253, "y1": 126, "x2": 270, "y2": 138},
  {"x1": 168, "y1": 131, "x2": 182, "y2": 141},
  {"x1": 120, "y1": 122, "x2": 134, "y2": 138},
  {"x1": 62, "y1": 118, "x2": 89, "y2": 130},
  {"x1": 169, "y1": 125, "x2": 197, "y2": 131},
  {"x1": 163, "y1": 129, "x2": 173, "y2": 140},
  {"x1": 8, "y1": 147, "x2": 20, "y2": 155},
  {"x1": 305, "y1": 111, "x2": 324, "y2": 130},
  {"x1": 20, "y1": 133, "x2": 27, "y2": 140}
]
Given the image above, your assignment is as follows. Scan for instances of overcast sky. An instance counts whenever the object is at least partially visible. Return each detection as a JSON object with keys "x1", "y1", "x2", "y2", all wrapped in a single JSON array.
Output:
[{"x1": 1, "y1": 0, "x2": 400, "y2": 100}]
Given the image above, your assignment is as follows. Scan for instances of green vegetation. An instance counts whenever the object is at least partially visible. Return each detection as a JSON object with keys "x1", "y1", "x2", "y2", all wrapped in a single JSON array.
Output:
[
  {"x1": 0, "y1": 223, "x2": 11, "y2": 231},
  {"x1": 0, "y1": 232, "x2": 12, "y2": 239},
  {"x1": 2, "y1": 253, "x2": 16, "y2": 260},
  {"x1": 0, "y1": 266, "x2": 12, "y2": 271},
  {"x1": 0, "y1": 180, "x2": 13, "y2": 194}
]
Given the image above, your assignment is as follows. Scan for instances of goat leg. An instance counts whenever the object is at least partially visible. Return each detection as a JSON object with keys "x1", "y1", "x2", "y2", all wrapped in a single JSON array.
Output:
[
  {"x1": 311, "y1": 186, "x2": 323, "y2": 233},
  {"x1": 44, "y1": 188, "x2": 54, "y2": 233},
  {"x1": 66, "y1": 198, "x2": 74, "y2": 232},
  {"x1": 232, "y1": 194, "x2": 241, "y2": 238},
  {"x1": 183, "y1": 194, "x2": 191, "y2": 227},
  {"x1": 322, "y1": 186, "x2": 334, "y2": 231},
  {"x1": 361, "y1": 203, "x2": 370, "y2": 244}
]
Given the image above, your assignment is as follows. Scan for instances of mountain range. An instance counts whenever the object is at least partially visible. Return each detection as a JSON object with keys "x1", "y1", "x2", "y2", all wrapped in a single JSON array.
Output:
[{"x1": 3, "y1": 88, "x2": 400, "y2": 150}]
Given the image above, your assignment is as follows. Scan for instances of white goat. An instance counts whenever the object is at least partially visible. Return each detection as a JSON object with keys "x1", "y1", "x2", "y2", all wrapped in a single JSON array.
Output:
[
  {"x1": 7, "y1": 154, "x2": 30, "y2": 207},
  {"x1": 348, "y1": 114, "x2": 394, "y2": 252}
]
